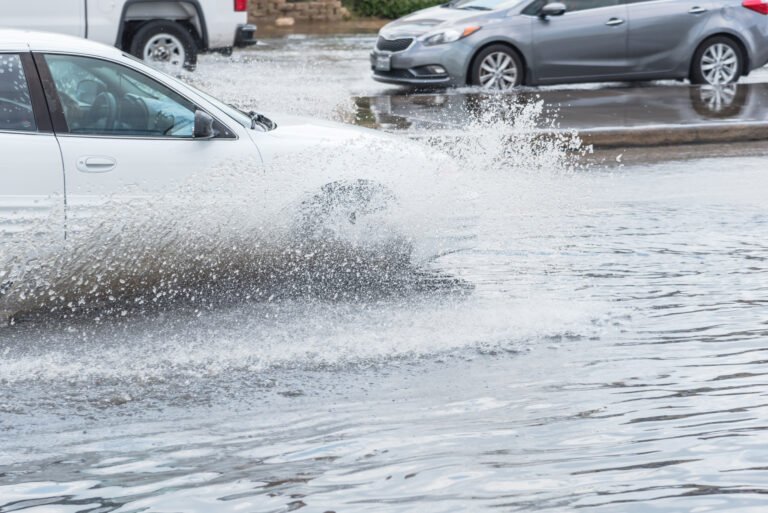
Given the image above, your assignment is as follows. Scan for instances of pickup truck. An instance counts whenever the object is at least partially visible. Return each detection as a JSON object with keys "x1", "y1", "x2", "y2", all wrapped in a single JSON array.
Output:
[{"x1": 1, "y1": 0, "x2": 257, "y2": 70}]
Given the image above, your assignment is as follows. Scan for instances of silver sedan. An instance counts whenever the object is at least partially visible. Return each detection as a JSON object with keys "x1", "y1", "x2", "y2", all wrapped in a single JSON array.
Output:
[{"x1": 371, "y1": 0, "x2": 768, "y2": 90}]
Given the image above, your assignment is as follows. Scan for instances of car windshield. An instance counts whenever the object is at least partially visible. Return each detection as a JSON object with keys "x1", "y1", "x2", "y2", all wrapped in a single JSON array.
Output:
[
  {"x1": 443, "y1": 0, "x2": 519, "y2": 10},
  {"x1": 159, "y1": 71, "x2": 253, "y2": 128},
  {"x1": 185, "y1": 84, "x2": 253, "y2": 127}
]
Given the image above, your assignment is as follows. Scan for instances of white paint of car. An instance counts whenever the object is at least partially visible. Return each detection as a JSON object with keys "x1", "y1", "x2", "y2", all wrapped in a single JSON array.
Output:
[{"x1": 1, "y1": 31, "x2": 445, "y2": 252}]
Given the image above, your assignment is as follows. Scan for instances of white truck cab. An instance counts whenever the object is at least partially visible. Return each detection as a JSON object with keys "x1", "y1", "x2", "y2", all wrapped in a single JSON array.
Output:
[{"x1": 0, "y1": 0, "x2": 257, "y2": 70}]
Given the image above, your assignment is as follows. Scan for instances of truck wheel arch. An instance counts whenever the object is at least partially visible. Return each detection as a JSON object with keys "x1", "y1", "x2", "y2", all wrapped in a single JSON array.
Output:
[{"x1": 116, "y1": 0, "x2": 209, "y2": 51}]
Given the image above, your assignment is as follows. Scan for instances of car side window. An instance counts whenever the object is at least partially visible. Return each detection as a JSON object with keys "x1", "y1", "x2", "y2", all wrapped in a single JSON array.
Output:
[
  {"x1": 0, "y1": 54, "x2": 37, "y2": 132},
  {"x1": 566, "y1": 0, "x2": 622, "y2": 10},
  {"x1": 44, "y1": 54, "x2": 196, "y2": 138},
  {"x1": 523, "y1": 0, "x2": 621, "y2": 14}
]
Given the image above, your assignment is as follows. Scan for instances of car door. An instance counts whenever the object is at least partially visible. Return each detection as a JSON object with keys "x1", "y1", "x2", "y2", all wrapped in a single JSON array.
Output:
[
  {"x1": 34, "y1": 52, "x2": 254, "y2": 236},
  {"x1": 0, "y1": 1, "x2": 85, "y2": 37},
  {"x1": 0, "y1": 50, "x2": 65, "y2": 289},
  {"x1": 624, "y1": 0, "x2": 716, "y2": 77},
  {"x1": 530, "y1": 0, "x2": 630, "y2": 83}
]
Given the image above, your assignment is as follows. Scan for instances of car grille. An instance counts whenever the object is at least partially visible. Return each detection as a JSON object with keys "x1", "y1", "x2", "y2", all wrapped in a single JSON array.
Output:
[
  {"x1": 372, "y1": 69, "x2": 414, "y2": 79},
  {"x1": 376, "y1": 37, "x2": 413, "y2": 53}
]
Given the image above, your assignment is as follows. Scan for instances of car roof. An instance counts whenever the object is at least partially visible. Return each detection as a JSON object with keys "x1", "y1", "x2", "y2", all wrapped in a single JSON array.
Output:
[{"x1": 0, "y1": 29, "x2": 123, "y2": 57}]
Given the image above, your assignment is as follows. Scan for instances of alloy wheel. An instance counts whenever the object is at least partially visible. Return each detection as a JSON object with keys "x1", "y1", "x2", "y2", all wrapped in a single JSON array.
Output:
[
  {"x1": 143, "y1": 33, "x2": 186, "y2": 70},
  {"x1": 700, "y1": 43, "x2": 738, "y2": 85},
  {"x1": 478, "y1": 52, "x2": 519, "y2": 91}
]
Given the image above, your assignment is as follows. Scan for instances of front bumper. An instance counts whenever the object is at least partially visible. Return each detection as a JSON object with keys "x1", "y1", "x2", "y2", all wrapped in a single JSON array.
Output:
[
  {"x1": 372, "y1": 67, "x2": 453, "y2": 86},
  {"x1": 235, "y1": 24, "x2": 258, "y2": 47},
  {"x1": 370, "y1": 39, "x2": 473, "y2": 87}
]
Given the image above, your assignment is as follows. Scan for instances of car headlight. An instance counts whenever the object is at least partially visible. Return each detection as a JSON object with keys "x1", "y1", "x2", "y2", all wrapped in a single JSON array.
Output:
[{"x1": 421, "y1": 26, "x2": 481, "y2": 46}]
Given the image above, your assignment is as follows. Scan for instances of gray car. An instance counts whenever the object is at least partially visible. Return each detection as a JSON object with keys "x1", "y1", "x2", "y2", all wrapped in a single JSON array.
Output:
[{"x1": 371, "y1": 0, "x2": 768, "y2": 90}]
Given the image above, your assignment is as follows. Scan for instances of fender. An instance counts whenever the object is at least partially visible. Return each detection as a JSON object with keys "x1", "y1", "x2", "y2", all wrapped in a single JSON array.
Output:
[
  {"x1": 693, "y1": 9, "x2": 757, "y2": 75},
  {"x1": 115, "y1": 0, "x2": 209, "y2": 50}
]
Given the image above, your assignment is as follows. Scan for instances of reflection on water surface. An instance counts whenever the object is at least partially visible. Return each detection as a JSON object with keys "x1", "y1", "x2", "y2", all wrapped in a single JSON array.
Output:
[
  {"x1": 2, "y1": 36, "x2": 768, "y2": 513},
  {"x1": 3, "y1": 157, "x2": 767, "y2": 512},
  {"x1": 354, "y1": 83, "x2": 768, "y2": 132}
]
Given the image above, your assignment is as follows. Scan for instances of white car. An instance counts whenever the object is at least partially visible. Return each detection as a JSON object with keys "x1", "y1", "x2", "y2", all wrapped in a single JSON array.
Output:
[
  {"x1": 0, "y1": 30, "x2": 452, "y2": 317},
  {"x1": 1, "y1": 0, "x2": 256, "y2": 70}
]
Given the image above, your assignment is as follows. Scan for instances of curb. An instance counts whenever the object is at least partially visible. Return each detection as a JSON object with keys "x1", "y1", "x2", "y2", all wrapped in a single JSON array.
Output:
[
  {"x1": 403, "y1": 122, "x2": 768, "y2": 150},
  {"x1": 559, "y1": 122, "x2": 768, "y2": 149}
]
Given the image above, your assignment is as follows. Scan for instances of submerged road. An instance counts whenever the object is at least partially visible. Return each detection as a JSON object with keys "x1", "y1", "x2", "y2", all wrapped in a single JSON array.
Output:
[{"x1": 1, "y1": 34, "x2": 768, "y2": 513}]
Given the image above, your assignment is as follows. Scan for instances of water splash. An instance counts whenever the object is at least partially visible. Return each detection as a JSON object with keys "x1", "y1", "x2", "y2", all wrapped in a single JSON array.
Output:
[
  {"x1": 0, "y1": 67, "x2": 605, "y2": 401},
  {"x1": 1, "y1": 137, "x2": 472, "y2": 317}
]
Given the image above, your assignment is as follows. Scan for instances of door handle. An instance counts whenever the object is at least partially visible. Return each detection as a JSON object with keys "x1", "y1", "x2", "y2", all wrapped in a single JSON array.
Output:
[
  {"x1": 689, "y1": 6, "x2": 708, "y2": 14},
  {"x1": 606, "y1": 18, "x2": 625, "y2": 26},
  {"x1": 77, "y1": 156, "x2": 117, "y2": 173}
]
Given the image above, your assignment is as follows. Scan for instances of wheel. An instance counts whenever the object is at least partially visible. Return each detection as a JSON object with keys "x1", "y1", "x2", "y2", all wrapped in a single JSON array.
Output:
[
  {"x1": 471, "y1": 45, "x2": 524, "y2": 91},
  {"x1": 299, "y1": 180, "x2": 396, "y2": 241},
  {"x1": 129, "y1": 20, "x2": 198, "y2": 72},
  {"x1": 83, "y1": 92, "x2": 118, "y2": 132},
  {"x1": 295, "y1": 180, "x2": 413, "y2": 274},
  {"x1": 690, "y1": 37, "x2": 743, "y2": 85}
]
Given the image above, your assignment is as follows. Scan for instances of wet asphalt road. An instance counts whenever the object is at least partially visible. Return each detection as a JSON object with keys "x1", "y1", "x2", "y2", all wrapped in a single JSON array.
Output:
[{"x1": 2, "y1": 33, "x2": 768, "y2": 513}]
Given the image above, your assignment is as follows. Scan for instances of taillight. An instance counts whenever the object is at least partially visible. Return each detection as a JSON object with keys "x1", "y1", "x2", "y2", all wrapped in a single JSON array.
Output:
[
  {"x1": 234, "y1": 0, "x2": 248, "y2": 12},
  {"x1": 743, "y1": 0, "x2": 768, "y2": 15}
]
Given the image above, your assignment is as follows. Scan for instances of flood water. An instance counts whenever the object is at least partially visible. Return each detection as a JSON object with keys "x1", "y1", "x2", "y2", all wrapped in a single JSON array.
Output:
[{"x1": 2, "y1": 35, "x2": 768, "y2": 512}]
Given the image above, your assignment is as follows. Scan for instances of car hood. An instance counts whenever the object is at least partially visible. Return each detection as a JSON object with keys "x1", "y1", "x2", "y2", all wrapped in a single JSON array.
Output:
[
  {"x1": 263, "y1": 114, "x2": 394, "y2": 143},
  {"x1": 380, "y1": 5, "x2": 490, "y2": 39},
  {"x1": 250, "y1": 114, "x2": 426, "y2": 163}
]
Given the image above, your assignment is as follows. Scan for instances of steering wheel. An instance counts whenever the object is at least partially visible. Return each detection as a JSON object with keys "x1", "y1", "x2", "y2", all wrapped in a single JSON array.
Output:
[
  {"x1": 0, "y1": 97, "x2": 35, "y2": 130},
  {"x1": 84, "y1": 91, "x2": 118, "y2": 132},
  {"x1": 120, "y1": 93, "x2": 149, "y2": 133}
]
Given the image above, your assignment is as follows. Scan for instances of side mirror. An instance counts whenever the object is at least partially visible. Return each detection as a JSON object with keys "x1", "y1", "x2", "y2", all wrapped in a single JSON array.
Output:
[
  {"x1": 540, "y1": 2, "x2": 567, "y2": 17},
  {"x1": 193, "y1": 110, "x2": 215, "y2": 139}
]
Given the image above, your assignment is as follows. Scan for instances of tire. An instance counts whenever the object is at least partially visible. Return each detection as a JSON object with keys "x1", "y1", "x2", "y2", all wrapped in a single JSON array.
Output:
[
  {"x1": 129, "y1": 20, "x2": 198, "y2": 72},
  {"x1": 299, "y1": 180, "x2": 396, "y2": 241},
  {"x1": 296, "y1": 180, "x2": 413, "y2": 272},
  {"x1": 470, "y1": 44, "x2": 524, "y2": 91},
  {"x1": 690, "y1": 36, "x2": 743, "y2": 86}
]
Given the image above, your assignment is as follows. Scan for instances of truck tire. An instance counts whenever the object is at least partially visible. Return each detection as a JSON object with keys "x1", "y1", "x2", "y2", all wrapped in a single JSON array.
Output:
[{"x1": 129, "y1": 20, "x2": 198, "y2": 72}]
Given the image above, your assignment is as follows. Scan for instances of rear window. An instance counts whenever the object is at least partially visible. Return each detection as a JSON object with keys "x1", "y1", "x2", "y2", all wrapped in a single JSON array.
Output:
[{"x1": 0, "y1": 54, "x2": 36, "y2": 132}]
